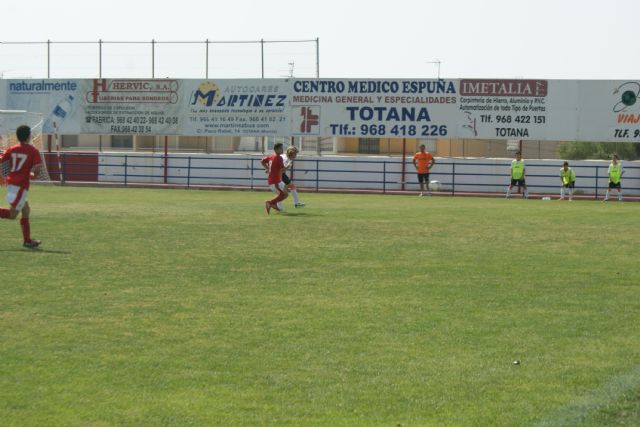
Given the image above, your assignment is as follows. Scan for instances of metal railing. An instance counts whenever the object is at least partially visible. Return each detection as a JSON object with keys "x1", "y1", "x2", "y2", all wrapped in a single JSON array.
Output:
[{"x1": 43, "y1": 152, "x2": 640, "y2": 198}]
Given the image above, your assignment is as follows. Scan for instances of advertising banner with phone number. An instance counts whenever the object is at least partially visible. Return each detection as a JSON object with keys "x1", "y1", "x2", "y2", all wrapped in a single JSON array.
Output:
[
  {"x1": 1, "y1": 78, "x2": 639, "y2": 142},
  {"x1": 290, "y1": 78, "x2": 640, "y2": 143}
]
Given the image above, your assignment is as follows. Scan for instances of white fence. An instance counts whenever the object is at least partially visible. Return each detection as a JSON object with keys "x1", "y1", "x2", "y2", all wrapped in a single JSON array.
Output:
[{"x1": 87, "y1": 153, "x2": 640, "y2": 197}]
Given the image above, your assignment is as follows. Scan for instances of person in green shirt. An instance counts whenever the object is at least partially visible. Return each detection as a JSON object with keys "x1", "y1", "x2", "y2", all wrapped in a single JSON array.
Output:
[
  {"x1": 506, "y1": 151, "x2": 528, "y2": 199},
  {"x1": 604, "y1": 154, "x2": 624, "y2": 202},
  {"x1": 559, "y1": 161, "x2": 576, "y2": 201}
]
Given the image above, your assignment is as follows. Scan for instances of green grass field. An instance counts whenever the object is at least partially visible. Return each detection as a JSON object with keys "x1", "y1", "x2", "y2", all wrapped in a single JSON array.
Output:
[{"x1": 1, "y1": 185, "x2": 639, "y2": 426}]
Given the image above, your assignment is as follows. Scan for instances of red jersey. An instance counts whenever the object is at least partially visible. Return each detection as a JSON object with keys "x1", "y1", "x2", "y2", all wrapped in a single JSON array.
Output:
[
  {"x1": 2, "y1": 143, "x2": 42, "y2": 189},
  {"x1": 261, "y1": 153, "x2": 285, "y2": 185}
]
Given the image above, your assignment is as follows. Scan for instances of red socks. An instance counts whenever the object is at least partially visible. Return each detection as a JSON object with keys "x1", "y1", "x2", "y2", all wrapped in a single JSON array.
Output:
[
  {"x1": 269, "y1": 193, "x2": 287, "y2": 205},
  {"x1": 20, "y1": 218, "x2": 31, "y2": 242},
  {"x1": 0, "y1": 211, "x2": 33, "y2": 242}
]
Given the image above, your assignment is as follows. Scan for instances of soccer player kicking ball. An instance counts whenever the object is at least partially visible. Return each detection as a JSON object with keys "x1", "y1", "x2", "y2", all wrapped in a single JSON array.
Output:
[
  {"x1": 604, "y1": 153, "x2": 624, "y2": 202},
  {"x1": 0, "y1": 125, "x2": 46, "y2": 248},
  {"x1": 506, "y1": 151, "x2": 528, "y2": 199},
  {"x1": 282, "y1": 146, "x2": 305, "y2": 208},
  {"x1": 261, "y1": 142, "x2": 288, "y2": 214},
  {"x1": 559, "y1": 161, "x2": 576, "y2": 201}
]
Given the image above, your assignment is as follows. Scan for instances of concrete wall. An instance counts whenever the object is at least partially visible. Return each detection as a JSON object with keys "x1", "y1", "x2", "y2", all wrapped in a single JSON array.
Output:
[{"x1": 95, "y1": 152, "x2": 640, "y2": 196}]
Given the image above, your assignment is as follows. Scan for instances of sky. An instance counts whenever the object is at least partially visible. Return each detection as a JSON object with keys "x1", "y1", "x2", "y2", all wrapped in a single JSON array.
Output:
[{"x1": 1, "y1": 0, "x2": 638, "y2": 80}]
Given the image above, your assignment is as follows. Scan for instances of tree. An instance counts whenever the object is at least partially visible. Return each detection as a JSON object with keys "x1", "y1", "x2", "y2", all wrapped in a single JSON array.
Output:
[{"x1": 558, "y1": 141, "x2": 639, "y2": 160}]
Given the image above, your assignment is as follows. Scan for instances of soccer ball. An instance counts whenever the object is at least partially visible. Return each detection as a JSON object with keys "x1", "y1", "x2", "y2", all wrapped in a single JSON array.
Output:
[{"x1": 429, "y1": 180, "x2": 441, "y2": 191}]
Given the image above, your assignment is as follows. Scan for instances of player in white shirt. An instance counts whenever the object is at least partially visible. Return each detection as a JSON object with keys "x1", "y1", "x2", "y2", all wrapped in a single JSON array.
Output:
[{"x1": 281, "y1": 146, "x2": 305, "y2": 208}]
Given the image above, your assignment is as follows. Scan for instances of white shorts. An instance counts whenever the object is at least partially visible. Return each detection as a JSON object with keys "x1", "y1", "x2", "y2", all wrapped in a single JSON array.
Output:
[
  {"x1": 6, "y1": 185, "x2": 28, "y2": 210},
  {"x1": 269, "y1": 182, "x2": 287, "y2": 194}
]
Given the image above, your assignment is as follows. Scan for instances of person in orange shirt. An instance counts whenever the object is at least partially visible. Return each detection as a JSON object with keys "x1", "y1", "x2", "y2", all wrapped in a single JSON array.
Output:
[{"x1": 412, "y1": 144, "x2": 435, "y2": 196}]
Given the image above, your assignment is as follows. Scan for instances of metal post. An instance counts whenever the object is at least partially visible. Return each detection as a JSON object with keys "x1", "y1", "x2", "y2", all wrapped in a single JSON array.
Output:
[
  {"x1": 151, "y1": 39, "x2": 155, "y2": 78},
  {"x1": 401, "y1": 138, "x2": 406, "y2": 191},
  {"x1": 205, "y1": 39, "x2": 209, "y2": 79},
  {"x1": 260, "y1": 40, "x2": 265, "y2": 156},
  {"x1": 46, "y1": 135, "x2": 52, "y2": 180},
  {"x1": 315, "y1": 38, "x2": 321, "y2": 155},
  {"x1": 99, "y1": 39, "x2": 102, "y2": 78},
  {"x1": 56, "y1": 152, "x2": 63, "y2": 184},
  {"x1": 452, "y1": 162, "x2": 456, "y2": 195},
  {"x1": 596, "y1": 166, "x2": 600, "y2": 200},
  {"x1": 124, "y1": 155, "x2": 128, "y2": 186},
  {"x1": 164, "y1": 135, "x2": 168, "y2": 184},
  {"x1": 250, "y1": 158, "x2": 254, "y2": 190},
  {"x1": 47, "y1": 39, "x2": 51, "y2": 78},
  {"x1": 52, "y1": 121, "x2": 63, "y2": 184},
  {"x1": 187, "y1": 156, "x2": 191, "y2": 188},
  {"x1": 383, "y1": 161, "x2": 386, "y2": 193},
  {"x1": 538, "y1": 141, "x2": 541, "y2": 159},
  {"x1": 260, "y1": 38, "x2": 265, "y2": 78},
  {"x1": 316, "y1": 159, "x2": 320, "y2": 192},
  {"x1": 316, "y1": 37, "x2": 320, "y2": 78}
]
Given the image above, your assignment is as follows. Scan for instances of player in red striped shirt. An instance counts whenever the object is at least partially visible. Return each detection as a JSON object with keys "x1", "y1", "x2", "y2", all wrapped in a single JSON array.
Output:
[
  {"x1": 260, "y1": 142, "x2": 289, "y2": 214},
  {"x1": 0, "y1": 125, "x2": 46, "y2": 248}
]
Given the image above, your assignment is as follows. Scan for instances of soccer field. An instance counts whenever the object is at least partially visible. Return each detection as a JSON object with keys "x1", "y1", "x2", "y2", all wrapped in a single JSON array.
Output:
[{"x1": 1, "y1": 185, "x2": 639, "y2": 426}]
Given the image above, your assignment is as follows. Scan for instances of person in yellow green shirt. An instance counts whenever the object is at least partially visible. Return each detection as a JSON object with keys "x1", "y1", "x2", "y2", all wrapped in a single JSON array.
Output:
[
  {"x1": 559, "y1": 161, "x2": 576, "y2": 201},
  {"x1": 604, "y1": 154, "x2": 624, "y2": 202},
  {"x1": 506, "y1": 151, "x2": 528, "y2": 199}
]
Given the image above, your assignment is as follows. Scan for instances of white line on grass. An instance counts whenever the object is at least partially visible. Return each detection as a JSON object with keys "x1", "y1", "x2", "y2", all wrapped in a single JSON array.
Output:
[{"x1": 534, "y1": 365, "x2": 640, "y2": 426}]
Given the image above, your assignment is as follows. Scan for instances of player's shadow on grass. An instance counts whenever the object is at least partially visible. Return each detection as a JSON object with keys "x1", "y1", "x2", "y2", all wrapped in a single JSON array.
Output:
[
  {"x1": 0, "y1": 248, "x2": 71, "y2": 254},
  {"x1": 278, "y1": 211, "x2": 321, "y2": 217}
]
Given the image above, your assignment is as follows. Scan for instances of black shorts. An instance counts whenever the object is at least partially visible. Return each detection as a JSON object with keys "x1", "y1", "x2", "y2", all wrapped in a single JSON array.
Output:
[
  {"x1": 417, "y1": 173, "x2": 429, "y2": 183},
  {"x1": 562, "y1": 181, "x2": 575, "y2": 188},
  {"x1": 609, "y1": 181, "x2": 621, "y2": 189},
  {"x1": 511, "y1": 178, "x2": 526, "y2": 186},
  {"x1": 281, "y1": 173, "x2": 291, "y2": 185}
]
